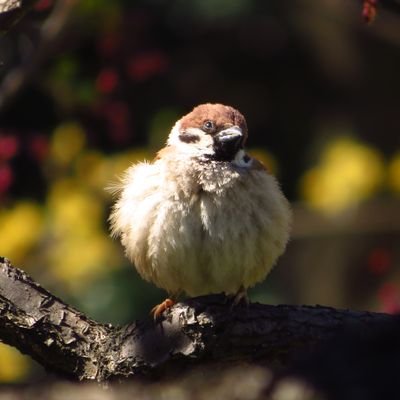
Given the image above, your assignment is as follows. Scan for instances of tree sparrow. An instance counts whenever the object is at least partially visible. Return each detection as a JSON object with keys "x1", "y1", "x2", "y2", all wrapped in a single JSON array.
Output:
[{"x1": 109, "y1": 103, "x2": 291, "y2": 317}]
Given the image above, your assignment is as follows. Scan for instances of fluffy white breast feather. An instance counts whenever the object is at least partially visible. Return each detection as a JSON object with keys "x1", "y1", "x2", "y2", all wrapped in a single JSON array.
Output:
[{"x1": 109, "y1": 106, "x2": 291, "y2": 297}]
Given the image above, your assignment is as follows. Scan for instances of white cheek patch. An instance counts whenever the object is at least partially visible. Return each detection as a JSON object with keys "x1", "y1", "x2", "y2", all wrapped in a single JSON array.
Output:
[
  {"x1": 186, "y1": 127, "x2": 213, "y2": 148},
  {"x1": 167, "y1": 121, "x2": 184, "y2": 146},
  {"x1": 232, "y1": 149, "x2": 253, "y2": 168},
  {"x1": 167, "y1": 123, "x2": 214, "y2": 156}
]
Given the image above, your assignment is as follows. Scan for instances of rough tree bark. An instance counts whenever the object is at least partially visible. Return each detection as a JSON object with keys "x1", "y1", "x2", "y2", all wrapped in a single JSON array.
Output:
[
  {"x1": 0, "y1": 0, "x2": 39, "y2": 33},
  {"x1": 0, "y1": 256, "x2": 398, "y2": 383}
]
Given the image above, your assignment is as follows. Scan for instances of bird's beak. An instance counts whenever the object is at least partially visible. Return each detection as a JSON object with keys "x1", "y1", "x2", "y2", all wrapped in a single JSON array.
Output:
[
  {"x1": 214, "y1": 126, "x2": 243, "y2": 146},
  {"x1": 213, "y1": 126, "x2": 243, "y2": 161}
]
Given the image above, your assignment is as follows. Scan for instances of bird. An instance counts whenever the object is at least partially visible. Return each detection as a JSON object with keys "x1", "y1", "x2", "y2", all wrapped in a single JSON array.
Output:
[{"x1": 109, "y1": 103, "x2": 292, "y2": 318}]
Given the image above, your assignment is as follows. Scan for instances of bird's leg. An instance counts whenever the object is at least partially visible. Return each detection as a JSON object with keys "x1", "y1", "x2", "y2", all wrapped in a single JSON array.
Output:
[
  {"x1": 151, "y1": 292, "x2": 181, "y2": 320},
  {"x1": 231, "y1": 285, "x2": 250, "y2": 308},
  {"x1": 151, "y1": 299, "x2": 175, "y2": 320}
]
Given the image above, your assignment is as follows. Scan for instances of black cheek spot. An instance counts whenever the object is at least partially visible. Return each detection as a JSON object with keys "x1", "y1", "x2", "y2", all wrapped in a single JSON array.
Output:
[
  {"x1": 179, "y1": 133, "x2": 200, "y2": 143},
  {"x1": 243, "y1": 154, "x2": 251, "y2": 163}
]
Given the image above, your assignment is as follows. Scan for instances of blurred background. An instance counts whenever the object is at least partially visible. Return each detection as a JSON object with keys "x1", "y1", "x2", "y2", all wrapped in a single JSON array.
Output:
[{"x1": 0, "y1": 0, "x2": 399, "y2": 383}]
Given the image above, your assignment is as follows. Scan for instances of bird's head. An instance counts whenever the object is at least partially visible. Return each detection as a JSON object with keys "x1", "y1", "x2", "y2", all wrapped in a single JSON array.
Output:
[{"x1": 167, "y1": 103, "x2": 249, "y2": 164}]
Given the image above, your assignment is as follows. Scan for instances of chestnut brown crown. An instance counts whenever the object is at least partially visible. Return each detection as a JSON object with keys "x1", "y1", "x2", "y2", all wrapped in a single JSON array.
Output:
[
  {"x1": 180, "y1": 103, "x2": 248, "y2": 144},
  {"x1": 174, "y1": 103, "x2": 249, "y2": 162}
]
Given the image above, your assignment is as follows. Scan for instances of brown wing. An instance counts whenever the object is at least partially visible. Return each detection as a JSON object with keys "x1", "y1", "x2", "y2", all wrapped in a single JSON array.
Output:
[{"x1": 250, "y1": 157, "x2": 269, "y2": 172}]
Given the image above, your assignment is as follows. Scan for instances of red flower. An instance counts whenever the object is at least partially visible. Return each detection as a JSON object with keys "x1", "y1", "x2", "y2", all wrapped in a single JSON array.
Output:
[
  {"x1": 378, "y1": 283, "x2": 400, "y2": 314},
  {"x1": 96, "y1": 68, "x2": 119, "y2": 94},
  {"x1": 362, "y1": 0, "x2": 378, "y2": 23},
  {"x1": 367, "y1": 248, "x2": 392, "y2": 276},
  {"x1": 0, "y1": 164, "x2": 13, "y2": 194},
  {"x1": 34, "y1": 0, "x2": 53, "y2": 11},
  {"x1": 127, "y1": 51, "x2": 169, "y2": 82},
  {"x1": 0, "y1": 135, "x2": 19, "y2": 161},
  {"x1": 29, "y1": 135, "x2": 49, "y2": 161}
]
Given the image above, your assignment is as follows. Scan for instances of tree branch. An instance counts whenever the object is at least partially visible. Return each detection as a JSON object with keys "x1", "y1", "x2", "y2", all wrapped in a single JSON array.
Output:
[
  {"x1": 0, "y1": 257, "x2": 398, "y2": 382},
  {"x1": 0, "y1": 0, "x2": 77, "y2": 111},
  {"x1": 0, "y1": 0, "x2": 39, "y2": 34}
]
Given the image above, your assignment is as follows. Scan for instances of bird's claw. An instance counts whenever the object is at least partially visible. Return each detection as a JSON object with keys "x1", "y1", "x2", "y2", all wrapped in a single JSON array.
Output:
[
  {"x1": 231, "y1": 287, "x2": 249, "y2": 309},
  {"x1": 151, "y1": 298, "x2": 175, "y2": 320}
]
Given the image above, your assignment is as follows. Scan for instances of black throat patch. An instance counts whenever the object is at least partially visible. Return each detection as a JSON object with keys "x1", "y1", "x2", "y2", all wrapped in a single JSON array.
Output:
[{"x1": 213, "y1": 140, "x2": 242, "y2": 162}]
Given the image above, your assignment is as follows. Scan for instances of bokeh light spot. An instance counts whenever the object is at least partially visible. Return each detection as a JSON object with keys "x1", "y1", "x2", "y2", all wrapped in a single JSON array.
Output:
[
  {"x1": 367, "y1": 248, "x2": 392, "y2": 276},
  {"x1": 0, "y1": 202, "x2": 43, "y2": 264},
  {"x1": 300, "y1": 136, "x2": 385, "y2": 214},
  {"x1": 127, "y1": 50, "x2": 169, "y2": 82},
  {"x1": 50, "y1": 122, "x2": 86, "y2": 166},
  {"x1": 0, "y1": 344, "x2": 29, "y2": 383},
  {"x1": 0, "y1": 164, "x2": 13, "y2": 194},
  {"x1": 96, "y1": 68, "x2": 119, "y2": 93},
  {"x1": 388, "y1": 151, "x2": 400, "y2": 195},
  {"x1": 0, "y1": 134, "x2": 19, "y2": 160}
]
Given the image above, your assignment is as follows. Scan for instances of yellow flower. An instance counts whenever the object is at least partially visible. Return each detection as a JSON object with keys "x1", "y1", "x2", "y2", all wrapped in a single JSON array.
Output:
[
  {"x1": 45, "y1": 178, "x2": 122, "y2": 289},
  {"x1": 74, "y1": 149, "x2": 151, "y2": 192},
  {"x1": 50, "y1": 121, "x2": 86, "y2": 166},
  {"x1": 47, "y1": 178, "x2": 102, "y2": 236},
  {"x1": 48, "y1": 233, "x2": 120, "y2": 289},
  {"x1": 0, "y1": 202, "x2": 43, "y2": 263},
  {"x1": 388, "y1": 151, "x2": 400, "y2": 194},
  {"x1": 0, "y1": 344, "x2": 29, "y2": 382},
  {"x1": 300, "y1": 137, "x2": 385, "y2": 214}
]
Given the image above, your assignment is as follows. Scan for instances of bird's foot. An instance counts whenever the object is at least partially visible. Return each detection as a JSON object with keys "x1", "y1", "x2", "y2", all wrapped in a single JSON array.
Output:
[
  {"x1": 229, "y1": 286, "x2": 250, "y2": 309},
  {"x1": 151, "y1": 298, "x2": 175, "y2": 320}
]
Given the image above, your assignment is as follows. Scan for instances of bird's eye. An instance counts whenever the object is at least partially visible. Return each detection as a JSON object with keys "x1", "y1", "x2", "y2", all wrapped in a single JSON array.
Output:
[{"x1": 203, "y1": 120, "x2": 215, "y2": 132}]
